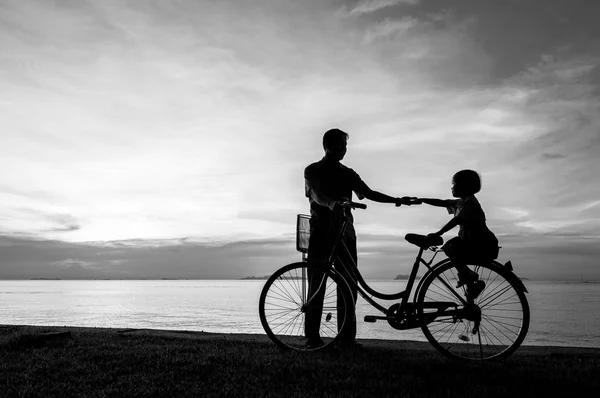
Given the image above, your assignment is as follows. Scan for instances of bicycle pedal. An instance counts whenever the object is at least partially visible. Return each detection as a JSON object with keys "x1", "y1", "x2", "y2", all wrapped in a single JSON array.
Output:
[{"x1": 364, "y1": 315, "x2": 377, "y2": 323}]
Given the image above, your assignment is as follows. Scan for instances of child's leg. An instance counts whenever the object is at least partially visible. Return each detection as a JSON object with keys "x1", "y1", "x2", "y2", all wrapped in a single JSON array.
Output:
[
  {"x1": 450, "y1": 258, "x2": 480, "y2": 286},
  {"x1": 444, "y1": 238, "x2": 487, "y2": 299},
  {"x1": 443, "y1": 237, "x2": 479, "y2": 285}
]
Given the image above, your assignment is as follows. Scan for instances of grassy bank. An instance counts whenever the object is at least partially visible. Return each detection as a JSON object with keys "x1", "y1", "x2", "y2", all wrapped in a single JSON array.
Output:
[{"x1": 1, "y1": 325, "x2": 598, "y2": 397}]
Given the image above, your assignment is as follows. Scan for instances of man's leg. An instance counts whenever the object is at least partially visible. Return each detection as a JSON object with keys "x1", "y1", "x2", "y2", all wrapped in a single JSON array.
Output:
[
  {"x1": 335, "y1": 228, "x2": 358, "y2": 343},
  {"x1": 305, "y1": 263, "x2": 327, "y2": 343},
  {"x1": 304, "y1": 224, "x2": 333, "y2": 343}
]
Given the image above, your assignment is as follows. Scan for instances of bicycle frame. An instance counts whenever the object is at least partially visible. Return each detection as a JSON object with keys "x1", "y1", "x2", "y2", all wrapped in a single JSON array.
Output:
[
  {"x1": 261, "y1": 210, "x2": 530, "y2": 360},
  {"x1": 305, "y1": 215, "x2": 465, "y2": 318}
]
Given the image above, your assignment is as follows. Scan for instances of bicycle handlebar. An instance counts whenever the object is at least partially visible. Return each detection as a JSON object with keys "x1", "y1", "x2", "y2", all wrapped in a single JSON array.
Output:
[
  {"x1": 340, "y1": 201, "x2": 367, "y2": 210},
  {"x1": 350, "y1": 201, "x2": 367, "y2": 210}
]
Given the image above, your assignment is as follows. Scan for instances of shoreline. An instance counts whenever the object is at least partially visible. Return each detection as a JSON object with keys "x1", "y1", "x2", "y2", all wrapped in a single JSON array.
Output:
[
  {"x1": 4, "y1": 278, "x2": 600, "y2": 282},
  {"x1": 3, "y1": 324, "x2": 599, "y2": 356}
]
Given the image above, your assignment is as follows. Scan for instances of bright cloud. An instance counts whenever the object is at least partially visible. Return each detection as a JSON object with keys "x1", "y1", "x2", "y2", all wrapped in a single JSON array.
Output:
[
  {"x1": 363, "y1": 17, "x2": 420, "y2": 43},
  {"x1": 344, "y1": 0, "x2": 421, "y2": 16}
]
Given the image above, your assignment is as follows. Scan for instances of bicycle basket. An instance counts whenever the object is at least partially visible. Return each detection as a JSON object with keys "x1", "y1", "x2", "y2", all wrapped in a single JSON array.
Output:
[{"x1": 296, "y1": 214, "x2": 310, "y2": 253}]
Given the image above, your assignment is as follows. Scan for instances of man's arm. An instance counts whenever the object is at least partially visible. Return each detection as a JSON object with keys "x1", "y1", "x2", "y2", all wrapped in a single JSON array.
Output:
[
  {"x1": 304, "y1": 166, "x2": 339, "y2": 209},
  {"x1": 364, "y1": 190, "x2": 401, "y2": 204},
  {"x1": 306, "y1": 179, "x2": 337, "y2": 209},
  {"x1": 354, "y1": 180, "x2": 415, "y2": 206}
]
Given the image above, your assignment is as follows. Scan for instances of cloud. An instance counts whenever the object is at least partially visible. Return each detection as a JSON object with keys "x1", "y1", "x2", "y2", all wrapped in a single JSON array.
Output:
[
  {"x1": 344, "y1": 0, "x2": 421, "y2": 16},
  {"x1": 499, "y1": 208, "x2": 530, "y2": 220},
  {"x1": 51, "y1": 259, "x2": 94, "y2": 269},
  {"x1": 0, "y1": 234, "x2": 298, "y2": 280},
  {"x1": 363, "y1": 17, "x2": 419, "y2": 43},
  {"x1": 541, "y1": 152, "x2": 566, "y2": 160},
  {"x1": 0, "y1": 208, "x2": 81, "y2": 235},
  {"x1": 0, "y1": 0, "x2": 599, "y2": 281},
  {"x1": 46, "y1": 213, "x2": 81, "y2": 232},
  {"x1": 501, "y1": 53, "x2": 600, "y2": 204},
  {"x1": 577, "y1": 200, "x2": 600, "y2": 212}
]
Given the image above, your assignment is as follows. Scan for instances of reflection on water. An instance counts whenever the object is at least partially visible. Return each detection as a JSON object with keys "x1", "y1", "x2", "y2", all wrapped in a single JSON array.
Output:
[{"x1": 0, "y1": 280, "x2": 598, "y2": 347}]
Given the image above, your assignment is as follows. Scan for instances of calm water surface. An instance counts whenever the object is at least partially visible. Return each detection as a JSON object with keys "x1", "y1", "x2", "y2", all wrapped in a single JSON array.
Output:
[{"x1": 1, "y1": 280, "x2": 598, "y2": 348}]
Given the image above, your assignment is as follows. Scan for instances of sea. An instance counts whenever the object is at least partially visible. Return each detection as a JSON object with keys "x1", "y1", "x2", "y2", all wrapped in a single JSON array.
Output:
[{"x1": 1, "y1": 280, "x2": 598, "y2": 348}]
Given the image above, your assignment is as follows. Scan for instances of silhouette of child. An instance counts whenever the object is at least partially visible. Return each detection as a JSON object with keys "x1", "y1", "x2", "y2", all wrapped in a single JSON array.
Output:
[{"x1": 418, "y1": 170, "x2": 499, "y2": 299}]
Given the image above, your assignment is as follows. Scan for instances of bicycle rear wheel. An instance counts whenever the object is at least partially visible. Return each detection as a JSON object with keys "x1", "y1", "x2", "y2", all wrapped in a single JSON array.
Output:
[
  {"x1": 258, "y1": 262, "x2": 353, "y2": 352},
  {"x1": 417, "y1": 260, "x2": 530, "y2": 361}
]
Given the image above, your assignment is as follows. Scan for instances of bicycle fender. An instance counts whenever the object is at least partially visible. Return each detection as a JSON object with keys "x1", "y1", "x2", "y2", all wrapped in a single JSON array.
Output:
[
  {"x1": 492, "y1": 260, "x2": 529, "y2": 293},
  {"x1": 413, "y1": 259, "x2": 529, "y2": 301}
]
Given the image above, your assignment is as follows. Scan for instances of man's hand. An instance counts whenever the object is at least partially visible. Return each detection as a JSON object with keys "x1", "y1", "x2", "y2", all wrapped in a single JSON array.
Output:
[
  {"x1": 332, "y1": 197, "x2": 351, "y2": 211},
  {"x1": 395, "y1": 196, "x2": 421, "y2": 207}
]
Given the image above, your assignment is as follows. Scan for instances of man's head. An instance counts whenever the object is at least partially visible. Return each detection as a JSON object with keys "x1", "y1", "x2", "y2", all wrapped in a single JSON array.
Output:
[{"x1": 323, "y1": 128, "x2": 348, "y2": 161}]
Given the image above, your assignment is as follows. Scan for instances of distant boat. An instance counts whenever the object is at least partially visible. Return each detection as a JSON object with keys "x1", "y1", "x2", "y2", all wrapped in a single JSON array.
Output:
[
  {"x1": 30, "y1": 278, "x2": 61, "y2": 280},
  {"x1": 394, "y1": 274, "x2": 422, "y2": 280},
  {"x1": 241, "y1": 275, "x2": 305, "y2": 280}
]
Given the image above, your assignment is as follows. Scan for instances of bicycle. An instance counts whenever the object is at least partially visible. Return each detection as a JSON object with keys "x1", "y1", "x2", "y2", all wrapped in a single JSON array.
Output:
[{"x1": 258, "y1": 201, "x2": 530, "y2": 361}]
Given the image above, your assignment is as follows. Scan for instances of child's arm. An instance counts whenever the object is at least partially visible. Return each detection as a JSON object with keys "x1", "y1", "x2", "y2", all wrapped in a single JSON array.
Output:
[
  {"x1": 430, "y1": 217, "x2": 459, "y2": 236},
  {"x1": 419, "y1": 198, "x2": 447, "y2": 207}
]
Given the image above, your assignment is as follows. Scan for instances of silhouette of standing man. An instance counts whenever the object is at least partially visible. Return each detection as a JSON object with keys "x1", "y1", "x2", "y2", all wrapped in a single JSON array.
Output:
[{"x1": 304, "y1": 128, "x2": 414, "y2": 349}]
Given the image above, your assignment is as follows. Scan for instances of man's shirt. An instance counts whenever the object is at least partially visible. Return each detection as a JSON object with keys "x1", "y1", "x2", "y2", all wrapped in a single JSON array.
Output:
[{"x1": 304, "y1": 157, "x2": 367, "y2": 227}]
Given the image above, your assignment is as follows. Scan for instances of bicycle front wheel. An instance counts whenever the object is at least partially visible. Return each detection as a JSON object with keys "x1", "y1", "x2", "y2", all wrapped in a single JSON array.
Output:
[
  {"x1": 417, "y1": 260, "x2": 530, "y2": 361},
  {"x1": 258, "y1": 262, "x2": 353, "y2": 352}
]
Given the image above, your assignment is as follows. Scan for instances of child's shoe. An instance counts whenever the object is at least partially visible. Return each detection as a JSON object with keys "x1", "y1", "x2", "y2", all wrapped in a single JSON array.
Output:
[{"x1": 456, "y1": 271, "x2": 486, "y2": 300}]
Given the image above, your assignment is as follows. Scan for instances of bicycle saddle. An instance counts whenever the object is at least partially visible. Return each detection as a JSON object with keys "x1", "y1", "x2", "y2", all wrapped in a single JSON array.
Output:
[{"x1": 405, "y1": 233, "x2": 443, "y2": 249}]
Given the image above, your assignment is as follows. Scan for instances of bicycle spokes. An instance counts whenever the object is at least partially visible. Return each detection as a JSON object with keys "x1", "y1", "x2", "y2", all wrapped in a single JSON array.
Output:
[
  {"x1": 417, "y1": 261, "x2": 529, "y2": 361},
  {"x1": 259, "y1": 262, "x2": 353, "y2": 352}
]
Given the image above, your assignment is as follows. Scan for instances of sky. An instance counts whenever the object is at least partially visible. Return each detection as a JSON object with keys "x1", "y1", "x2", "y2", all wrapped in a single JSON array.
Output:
[{"x1": 1, "y1": 0, "x2": 599, "y2": 280}]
